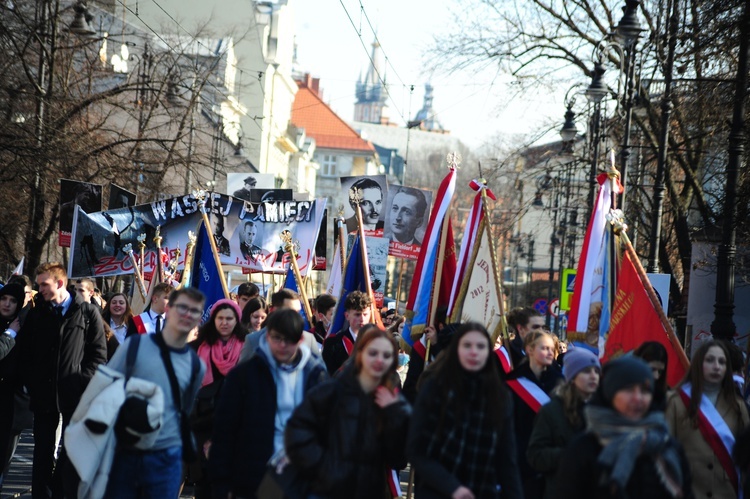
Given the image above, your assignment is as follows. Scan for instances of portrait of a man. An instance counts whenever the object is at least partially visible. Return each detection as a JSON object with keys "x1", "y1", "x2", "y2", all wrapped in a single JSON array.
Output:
[
  {"x1": 387, "y1": 187, "x2": 427, "y2": 245},
  {"x1": 343, "y1": 177, "x2": 385, "y2": 235},
  {"x1": 209, "y1": 212, "x2": 231, "y2": 257},
  {"x1": 232, "y1": 175, "x2": 257, "y2": 201},
  {"x1": 239, "y1": 221, "x2": 266, "y2": 261}
]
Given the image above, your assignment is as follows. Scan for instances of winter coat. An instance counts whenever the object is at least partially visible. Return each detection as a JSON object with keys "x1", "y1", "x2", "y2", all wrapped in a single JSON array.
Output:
[
  {"x1": 321, "y1": 328, "x2": 355, "y2": 375},
  {"x1": 285, "y1": 366, "x2": 411, "y2": 499},
  {"x1": 556, "y1": 430, "x2": 694, "y2": 499},
  {"x1": 506, "y1": 361, "x2": 563, "y2": 498},
  {"x1": 665, "y1": 389, "x2": 749, "y2": 499},
  {"x1": 407, "y1": 374, "x2": 523, "y2": 499},
  {"x1": 19, "y1": 294, "x2": 107, "y2": 414},
  {"x1": 208, "y1": 345, "x2": 328, "y2": 499},
  {"x1": 526, "y1": 394, "x2": 585, "y2": 499}
]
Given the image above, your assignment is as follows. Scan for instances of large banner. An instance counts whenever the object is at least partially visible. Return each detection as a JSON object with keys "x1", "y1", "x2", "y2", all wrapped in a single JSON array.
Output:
[
  {"x1": 339, "y1": 175, "x2": 387, "y2": 237},
  {"x1": 384, "y1": 185, "x2": 432, "y2": 260},
  {"x1": 60, "y1": 179, "x2": 103, "y2": 247},
  {"x1": 68, "y1": 193, "x2": 326, "y2": 279}
]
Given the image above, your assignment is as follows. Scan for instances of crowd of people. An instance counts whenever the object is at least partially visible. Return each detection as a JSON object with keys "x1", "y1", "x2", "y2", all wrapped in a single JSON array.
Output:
[{"x1": 2, "y1": 263, "x2": 750, "y2": 498}]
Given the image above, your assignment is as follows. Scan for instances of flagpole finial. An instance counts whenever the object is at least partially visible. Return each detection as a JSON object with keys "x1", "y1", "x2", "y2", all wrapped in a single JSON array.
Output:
[
  {"x1": 193, "y1": 189, "x2": 208, "y2": 212},
  {"x1": 606, "y1": 209, "x2": 628, "y2": 234},
  {"x1": 154, "y1": 225, "x2": 162, "y2": 245},
  {"x1": 446, "y1": 152, "x2": 461, "y2": 170},
  {"x1": 607, "y1": 149, "x2": 620, "y2": 179},
  {"x1": 136, "y1": 233, "x2": 146, "y2": 247},
  {"x1": 122, "y1": 243, "x2": 133, "y2": 255},
  {"x1": 337, "y1": 205, "x2": 345, "y2": 218},
  {"x1": 280, "y1": 229, "x2": 299, "y2": 254}
]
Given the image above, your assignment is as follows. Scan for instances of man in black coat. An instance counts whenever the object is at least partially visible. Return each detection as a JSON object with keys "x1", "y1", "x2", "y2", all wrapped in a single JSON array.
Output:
[
  {"x1": 507, "y1": 306, "x2": 545, "y2": 367},
  {"x1": 19, "y1": 262, "x2": 106, "y2": 499},
  {"x1": 322, "y1": 291, "x2": 371, "y2": 375}
]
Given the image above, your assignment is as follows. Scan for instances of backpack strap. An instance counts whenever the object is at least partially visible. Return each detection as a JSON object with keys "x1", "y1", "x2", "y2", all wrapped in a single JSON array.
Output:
[{"x1": 125, "y1": 334, "x2": 141, "y2": 382}]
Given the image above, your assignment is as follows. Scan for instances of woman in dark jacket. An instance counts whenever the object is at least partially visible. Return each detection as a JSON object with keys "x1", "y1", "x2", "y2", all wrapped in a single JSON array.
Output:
[
  {"x1": 0, "y1": 284, "x2": 24, "y2": 493},
  {"x1": 556, "y1": 356, "x2": 693, "y2": 499},
  {"x1": 285, "y1": 324, "x2": 410, "y2": 499},
  {"x1": 407, "y1": 322, "x2": 522, "y2": 499},
  {"x1": 506, "y1": 330, "x2": 563, "y2": 499},
  {"x1": 526, "y1": 347, "x2": 600, "y2": 499}
]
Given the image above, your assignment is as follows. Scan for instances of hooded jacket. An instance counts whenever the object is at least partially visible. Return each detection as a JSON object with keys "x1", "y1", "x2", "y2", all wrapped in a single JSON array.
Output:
[{"x1": 209, "y1": 336, "x2": 328, "y2": 499}]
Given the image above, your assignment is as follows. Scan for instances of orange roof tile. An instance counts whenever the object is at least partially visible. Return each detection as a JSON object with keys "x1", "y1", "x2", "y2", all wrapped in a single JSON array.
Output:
[{"x1": 291, "y1": 83, "x2": 375, "y2": 153}]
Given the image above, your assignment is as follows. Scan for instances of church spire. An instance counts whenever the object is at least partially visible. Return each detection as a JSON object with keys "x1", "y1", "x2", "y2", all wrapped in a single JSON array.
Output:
[{"x1": 354, "y1": 38, "x2": 389, "y2": 124}]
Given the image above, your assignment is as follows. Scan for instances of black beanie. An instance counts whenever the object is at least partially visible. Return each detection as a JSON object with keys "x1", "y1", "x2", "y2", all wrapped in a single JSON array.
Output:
[
  {"x1": 0, "y1": 283, "x2": 25, "y2": 313},
  {"x1": 602, "y1": 356, "x2": 654, "y2": 402}
]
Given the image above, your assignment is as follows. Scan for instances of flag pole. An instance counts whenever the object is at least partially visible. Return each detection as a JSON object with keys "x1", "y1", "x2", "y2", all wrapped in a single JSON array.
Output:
[
  {"x1": 123, "y1": 243, "x2": 148, "y2": 300},
  {"x1": 281, "y1": 230, "x2": 315, "y2": 326},
  {"x1": 395, "y1": 258, "x2": 406, "y2": 312},
  {"x1": 177, "y1": 228, "x2": 198, "y2": 289},
  {"x1": 352, "y1": 189, "x2": 378, "y2": 323},
  {"x1": 610, "y1": 216, "x2": 690, "y2": 371},
  {"x1": 195, "y1": 191, "x2": 230, "y2": 299}
]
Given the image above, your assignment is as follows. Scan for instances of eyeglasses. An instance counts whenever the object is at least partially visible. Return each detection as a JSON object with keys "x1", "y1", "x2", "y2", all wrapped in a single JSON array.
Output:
[
  {"x1": 268, "y1": 333, "x2": 293, "y2": 345},
  {"x1": 172, "y1": 303, "x2": 202, "y2": 318}
]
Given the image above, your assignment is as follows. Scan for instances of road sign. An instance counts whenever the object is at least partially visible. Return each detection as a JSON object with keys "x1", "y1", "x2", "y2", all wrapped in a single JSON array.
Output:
[
  {"x1": 560, "y1": 268, "x2": 576, "y2": 311},
  {"x1": 549, "y1": 298, "x2": 561, "y2": 317},
  {"x1": 532, "y1": 298, "x2": 547, "y2": 315}
]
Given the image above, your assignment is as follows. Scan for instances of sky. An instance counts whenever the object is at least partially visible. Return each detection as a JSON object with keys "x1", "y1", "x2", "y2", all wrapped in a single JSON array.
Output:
[{"x1": 293, "y1": 0, "x2": 567, "y2": 150}]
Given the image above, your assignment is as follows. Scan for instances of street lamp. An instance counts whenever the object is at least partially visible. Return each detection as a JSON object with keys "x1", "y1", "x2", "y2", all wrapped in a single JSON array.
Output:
[
  {"x1": 559, "y1": 106, "x2": 578, "y2": 143},
  {"x1": 585, "y1": 63, "x2": 607, "y2": 219},
  {"x1": 68, "y1": 2, "x2": 97, "y2": 37}
]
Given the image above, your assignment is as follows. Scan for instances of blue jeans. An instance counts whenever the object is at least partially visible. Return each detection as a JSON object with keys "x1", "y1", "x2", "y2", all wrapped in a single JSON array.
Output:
[{"x1": 105, "y1": 446, "x2": 182, "y2": 499}]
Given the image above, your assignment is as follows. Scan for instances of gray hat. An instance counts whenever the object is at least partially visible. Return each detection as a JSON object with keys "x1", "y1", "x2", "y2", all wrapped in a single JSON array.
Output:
[{"x1": 563, "y1": 348, "x2": 601, "y2": 382}]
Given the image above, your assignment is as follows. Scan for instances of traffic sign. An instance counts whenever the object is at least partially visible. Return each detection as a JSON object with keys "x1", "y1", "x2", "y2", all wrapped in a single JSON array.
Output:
[
  {"x1": 549, "y1": 298, "x2": 561, "y2": 318},
  {"x1": 560, "y1": 268, "x2": 576, "y2": 311},
  {"x1": 532, "y1": 298, "x2": 547, "y2": 315}
]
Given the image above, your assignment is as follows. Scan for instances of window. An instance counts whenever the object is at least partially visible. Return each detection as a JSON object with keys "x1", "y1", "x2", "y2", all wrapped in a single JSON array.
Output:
[{"x1": 321, "y1": 154, "x2": 337, "y2": 176}]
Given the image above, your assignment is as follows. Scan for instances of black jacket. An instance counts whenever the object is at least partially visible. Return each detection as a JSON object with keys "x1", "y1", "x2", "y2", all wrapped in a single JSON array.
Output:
[
  {"x1": 208, "y1": 346, "x2": 328, "y2": 499},
  {"x1": 407, "y1": 375, "x2": 523, "y2": 499},
  {"x1": 507, "y1": 361, "x2": 563, "y2": 499},
  {"x1": 285, "y1": 366, "x2": 411, "y2": 499},
  {"x1": 556, "y1": 431, "x2": 694, "y2": 499},
  {"x1": 19, "y1": 294, "x2": 107, "y2": 413},
  {"x1": 321, "y1": 328, "x2": 355, "y2": 375}
]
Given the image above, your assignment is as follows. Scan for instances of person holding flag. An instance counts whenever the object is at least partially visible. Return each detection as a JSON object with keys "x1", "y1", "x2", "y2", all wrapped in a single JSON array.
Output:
[{"x1": 665, "y1": 341, "x2": 749, "y2": 499}]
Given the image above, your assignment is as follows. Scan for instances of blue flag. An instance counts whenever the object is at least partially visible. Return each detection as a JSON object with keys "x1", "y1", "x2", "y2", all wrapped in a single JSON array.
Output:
[
  {"x1": 329, "y1": 235, "x2": 367, "y2": 336},
  {"x1": 283, "y1": 266, "x2": 312, "y2": 331},
  {"x1": 190, "y1": 222, "x2": 226, "y2": 324}
]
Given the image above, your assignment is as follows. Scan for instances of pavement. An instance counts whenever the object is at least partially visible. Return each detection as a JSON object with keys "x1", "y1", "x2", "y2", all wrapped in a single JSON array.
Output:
[{"x1": 1, "y1": 431, "x2": 412, "y2": 498}]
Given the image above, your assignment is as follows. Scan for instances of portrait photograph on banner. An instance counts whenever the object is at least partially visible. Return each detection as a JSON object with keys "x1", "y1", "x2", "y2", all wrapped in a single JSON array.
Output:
[
  {"x1": 108, "y1": 184, "x2": 137, "y2": 210},
  {"x1": 339, "y1": 175, "x2": 387, "y2": 237},
  {"x1": 383, "y1": 185, "x2": 433, "y2": 260},
  {"x1": 59, "y1": 179, "x2": 103, "y2": 247},
  {"x1": 227, "y1": 172, "x2": 276, "y2": 201}
]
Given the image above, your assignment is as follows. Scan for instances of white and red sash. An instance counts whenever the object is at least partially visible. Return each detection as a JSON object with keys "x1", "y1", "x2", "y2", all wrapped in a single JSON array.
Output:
[
  {"x1": 342, "y1": 335, "x2": 354, "y2": 356},
  {"x1": 679, "y1": 384, "x2": 740, "y2": 495},
  {"x1": 132, "y1": 312, "x2": 157, "y2": 335},
  {"x1": 495, "y1": 347, "x2": 551, "y2": 413}
]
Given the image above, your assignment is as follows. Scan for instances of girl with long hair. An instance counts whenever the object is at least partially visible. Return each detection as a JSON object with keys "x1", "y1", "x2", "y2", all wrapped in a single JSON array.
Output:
[
  {"x1": 0, "y1": 284, "x2": 24, "y2": 493},
  {"x1": 506, "y1": 330, "x2": 563, "y2": 499},
  {"x1": 407, "y1": 322, "x2": 522, "y2": 498},
  {"x1": 665, "y1": 340, "x2": 749, "y2": 499},
  {"x1": 101, "y1": 292, "x2": 133, "y2": 346},
  {"x1": 189, "y1": 298, "x2": 247, "y2": 499},
  {"x1": 558, "y1": 356, "x2": 692, "y2": 498},
  {"x1": 240, "y1": 296, "x2": 267, "y2": 332},
  {"x1": 285, "y1": 324, "x2": 410, "y2": 499},
  {"x1": 527, "y1": 348, "x2": 600, "y2": 498}
]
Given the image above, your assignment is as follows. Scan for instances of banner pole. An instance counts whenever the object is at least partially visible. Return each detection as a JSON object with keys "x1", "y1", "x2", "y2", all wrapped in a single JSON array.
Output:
[
  {"x1": 353, "y1": 192, "x2": 378, "y2": 323},
  {"x1": 618, "y1": 229, "x2": 690, "y2": 371},
  {"x1": 195, "y1": 191, "x2": 230, "y2": 299},
  {"x1": 395, "y1": 258, "x2": 406, "y2": 312}
]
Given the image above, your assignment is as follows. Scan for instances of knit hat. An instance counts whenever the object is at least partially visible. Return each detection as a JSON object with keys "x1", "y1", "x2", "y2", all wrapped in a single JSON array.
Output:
[
  {"x1": 210, "y1": 298, "x2": 242, "y2": 321},
  {"x1": 601, "y1": 356, "x2": 654, "y2": 402},
  {"x1": 0, "y1": 283, "x2": 25, "y2": 314},
  {"x1": 563, "y1": 347, "x2": 601, "y2": 382}
]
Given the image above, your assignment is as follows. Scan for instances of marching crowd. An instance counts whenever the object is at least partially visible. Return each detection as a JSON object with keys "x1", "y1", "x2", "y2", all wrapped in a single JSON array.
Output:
[{"x1": 2, "y1": 262, "x2": 750, "y2": 499}]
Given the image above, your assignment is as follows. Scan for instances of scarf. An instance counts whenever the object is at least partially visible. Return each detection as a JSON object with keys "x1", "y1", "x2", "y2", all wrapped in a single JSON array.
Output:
[
  {"x1": 197, "y1": 335, "x2": 243, "y2": 386},
  {"x1": 585, "y1": 405, "x2": 684, "y2": 498}
]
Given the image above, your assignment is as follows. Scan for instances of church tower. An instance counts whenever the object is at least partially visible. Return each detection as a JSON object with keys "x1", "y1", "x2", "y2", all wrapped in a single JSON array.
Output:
[
  {"x1": 354, "y1": 40, "x2": 389, "y2": 124},
  {"x1": 412, "y1": 83, "x2": 445, "y2": 132}
]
